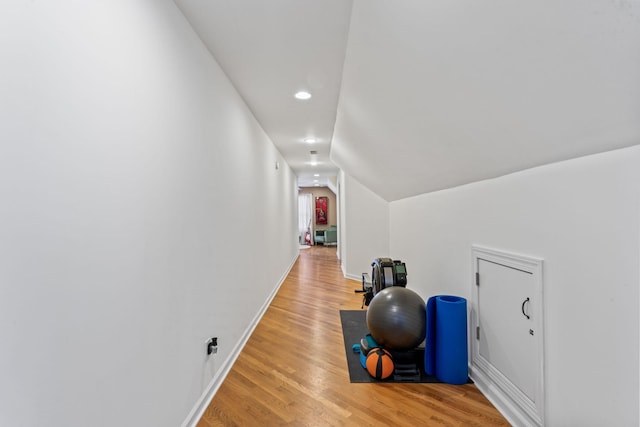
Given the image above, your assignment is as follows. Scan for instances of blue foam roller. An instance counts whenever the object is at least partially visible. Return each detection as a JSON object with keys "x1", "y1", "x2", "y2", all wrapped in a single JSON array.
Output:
[
  {"x1": 435, "y1": 295, "x2": 468, "y2": 384},
  {"x1": 424, "y1": 296, "x2": 437, "y2": 376}
]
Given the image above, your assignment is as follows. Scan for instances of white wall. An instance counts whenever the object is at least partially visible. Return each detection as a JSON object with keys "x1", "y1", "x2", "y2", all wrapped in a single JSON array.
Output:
[
  {"x1": 338, "y1": 171, "x2": 347, "y2": 265},
  {"x1": 0, "y1": 2, "x2": 299, "y2": 427},
  {"x1": 340, "y1": 172, "x2": 390, "y2": 280},
  {"x1": 390, "y1": 146, "x2": 640, "y2": 426}
]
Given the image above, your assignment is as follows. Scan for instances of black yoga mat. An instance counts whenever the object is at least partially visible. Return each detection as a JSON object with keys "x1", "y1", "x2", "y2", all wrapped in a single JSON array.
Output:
[{"x1": 339, "y1": 310, "x2": 441, "y2": 383}]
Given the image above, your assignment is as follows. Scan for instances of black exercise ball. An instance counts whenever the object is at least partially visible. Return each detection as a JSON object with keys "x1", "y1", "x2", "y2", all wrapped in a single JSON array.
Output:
[{"x1": 366, "y1": 287, "x2": 426, "y2": 350}]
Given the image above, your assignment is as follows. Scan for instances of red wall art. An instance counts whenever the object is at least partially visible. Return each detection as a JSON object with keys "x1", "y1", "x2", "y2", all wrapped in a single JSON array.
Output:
[{"x1": 315, "y1": 196, "x2": 328, "y2": 225}]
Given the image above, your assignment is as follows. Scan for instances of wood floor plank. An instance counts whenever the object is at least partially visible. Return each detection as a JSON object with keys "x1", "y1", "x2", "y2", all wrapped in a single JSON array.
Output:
[{"x1": 197, "y1": 245, "x2": 509, "y2": 426}]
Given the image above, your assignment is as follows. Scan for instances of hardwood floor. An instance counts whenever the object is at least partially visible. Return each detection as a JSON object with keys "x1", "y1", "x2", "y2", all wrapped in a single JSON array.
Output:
[{"x1": 197, "y1": 246, "x2": 509, "y2": 426}]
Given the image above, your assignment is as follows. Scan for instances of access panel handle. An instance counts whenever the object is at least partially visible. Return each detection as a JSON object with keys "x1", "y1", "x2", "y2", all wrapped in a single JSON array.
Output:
[{"x1": 521, "y1": 297, "x2": 530, "y2": 319}]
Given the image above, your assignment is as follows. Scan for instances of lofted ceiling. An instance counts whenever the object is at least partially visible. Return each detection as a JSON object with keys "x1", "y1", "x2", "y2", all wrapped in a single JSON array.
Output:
[{"x1": 175, "y1": 0, "x2": 640, "y2": 201}]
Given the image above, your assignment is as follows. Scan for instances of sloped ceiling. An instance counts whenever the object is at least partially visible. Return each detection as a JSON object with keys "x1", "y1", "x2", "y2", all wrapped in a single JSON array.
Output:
[{"x1": 175, "y1": 0, "x2": 640, "y2": 201}]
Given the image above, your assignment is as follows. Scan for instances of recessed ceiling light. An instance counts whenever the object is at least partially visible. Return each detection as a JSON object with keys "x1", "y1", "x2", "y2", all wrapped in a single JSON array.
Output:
[
  {"x1": 304, "y1": 137, "x2": 317, "y2": 144},
  {"x1": 314, "y1": 184, "x2": 320, "y2": 186},
  {"x1": 313, "y1": 180, "x2": 319, "y2": 183},
  {"x1": 313, "y1": 174, "x2": 320, "y2": 177},
  {"x1": 294, "y1": 91, "x2": 312, "y2": 100}
]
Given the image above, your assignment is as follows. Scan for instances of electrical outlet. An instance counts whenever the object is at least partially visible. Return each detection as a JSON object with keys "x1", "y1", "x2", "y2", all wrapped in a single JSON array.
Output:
[{"x1": 206, "y1": 337, "x2": 218, "y2": 355}]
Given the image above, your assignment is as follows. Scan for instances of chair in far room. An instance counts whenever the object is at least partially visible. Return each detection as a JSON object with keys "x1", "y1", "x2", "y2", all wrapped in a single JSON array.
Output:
[{"x1": 314, "y1": 225, "x2": 337, "y2": 245}]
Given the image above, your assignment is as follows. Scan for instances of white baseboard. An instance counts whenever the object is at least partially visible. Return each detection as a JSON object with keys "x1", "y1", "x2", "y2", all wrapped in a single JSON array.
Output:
[
  {"x1": 345, "y1": 272, "x2": 361, "y2": 281},
  {"x1": 181, "y1": 252, "x2": 299, "y2": 427},
  {"x1": 470, "y1": 366, "x2": 538, "y2": 427}
]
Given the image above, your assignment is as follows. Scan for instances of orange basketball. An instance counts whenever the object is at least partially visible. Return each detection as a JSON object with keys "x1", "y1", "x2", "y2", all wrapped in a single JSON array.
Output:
[{"x1": 365, "y1": 348, "x2": 394, "y2": 380}]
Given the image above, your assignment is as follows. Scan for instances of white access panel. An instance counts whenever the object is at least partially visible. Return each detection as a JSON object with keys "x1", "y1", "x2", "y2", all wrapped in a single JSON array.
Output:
[
  {"x1": 471, "y1": 246, "x2": 544, "y2": 427},
  {"x1": 478, "y1": 259, "x2": 536, "y2": 399}
]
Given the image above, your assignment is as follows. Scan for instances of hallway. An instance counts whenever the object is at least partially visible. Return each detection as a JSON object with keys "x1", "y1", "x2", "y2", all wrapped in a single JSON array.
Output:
[{"x1": 197, "y1": 246, "x2": 508, "y2": 426}]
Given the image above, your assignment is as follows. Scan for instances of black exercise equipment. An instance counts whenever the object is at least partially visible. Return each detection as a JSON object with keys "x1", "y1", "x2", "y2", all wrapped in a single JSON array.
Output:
[{"x1": 355, "y1": 257, "x2": 407, "y2": 307}]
